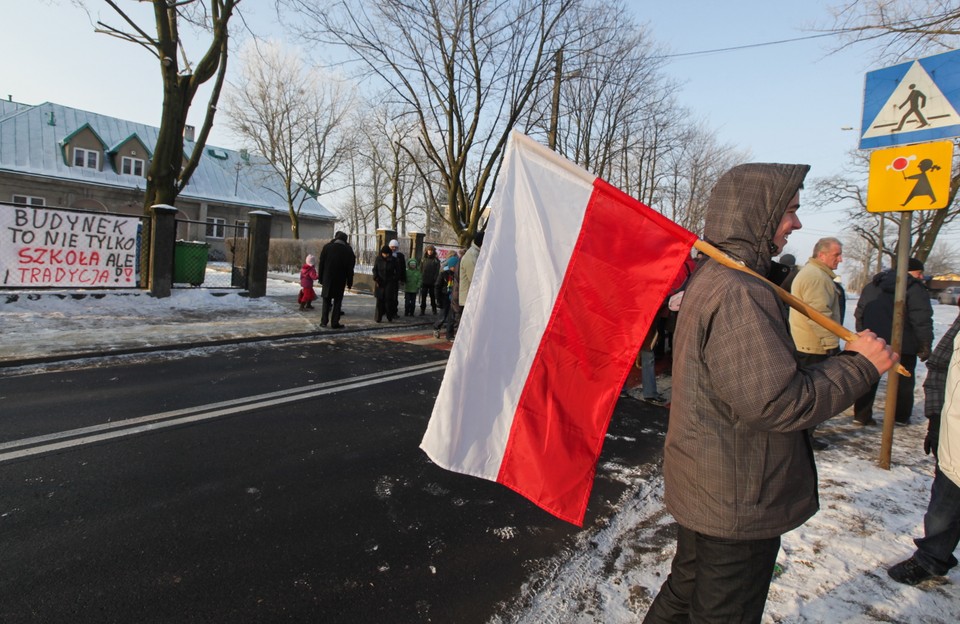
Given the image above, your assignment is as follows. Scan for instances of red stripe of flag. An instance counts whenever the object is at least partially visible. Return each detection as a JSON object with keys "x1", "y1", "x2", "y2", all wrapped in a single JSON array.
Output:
[{"x1": 496, "y1": 178, "x2": 696, "y2": 525}]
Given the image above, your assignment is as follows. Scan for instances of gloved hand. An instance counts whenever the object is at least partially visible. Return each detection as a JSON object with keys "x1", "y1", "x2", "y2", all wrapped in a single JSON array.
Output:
[
  {"x1": 924, "y1": 421, "x2": 939, "y2": 457},
  {"x1": 917, "y1": 345, "x2": 931, "y2": 362}
]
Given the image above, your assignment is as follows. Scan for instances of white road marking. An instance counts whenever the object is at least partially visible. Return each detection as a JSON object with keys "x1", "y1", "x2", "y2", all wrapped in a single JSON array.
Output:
[{"x1": 0, "y1": 361, "x2": 446, "y2": 463}]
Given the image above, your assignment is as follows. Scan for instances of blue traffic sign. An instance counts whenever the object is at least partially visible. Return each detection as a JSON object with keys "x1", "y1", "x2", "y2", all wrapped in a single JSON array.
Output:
[{"x1": 860, "y1": 48, "x2": 960, "y2": 149}]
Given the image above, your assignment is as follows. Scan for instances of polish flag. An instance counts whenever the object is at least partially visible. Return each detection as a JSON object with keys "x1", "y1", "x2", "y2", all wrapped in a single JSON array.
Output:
[{"x1": 420, "y1": 133, "x2": 697, "y2": 526}]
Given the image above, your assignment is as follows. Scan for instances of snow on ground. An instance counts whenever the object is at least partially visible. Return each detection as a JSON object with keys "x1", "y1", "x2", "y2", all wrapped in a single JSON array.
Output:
[
  {"x1": 1, "y1": 275, "x2": 301, "y2": 328},
  {"x1": 0, "y1": 276, "x2": 333, "y2": 362},
  {"x1": 494, "y1": 300, "x2": 960, "y2": 624},
  {"x1": 2, "y1": 284, "x2": 959, "y2": 622}
]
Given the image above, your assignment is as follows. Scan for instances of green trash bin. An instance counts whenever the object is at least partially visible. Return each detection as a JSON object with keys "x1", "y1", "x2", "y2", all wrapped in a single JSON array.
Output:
[{"x1": 173, "y1": 240, "x2": 209, "y2": 286}]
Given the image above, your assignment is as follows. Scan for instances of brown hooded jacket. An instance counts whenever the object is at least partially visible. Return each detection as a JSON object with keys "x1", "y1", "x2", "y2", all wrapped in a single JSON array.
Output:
[{"x1": 663, "y1": 163, "x2": 879, "y2": 540}]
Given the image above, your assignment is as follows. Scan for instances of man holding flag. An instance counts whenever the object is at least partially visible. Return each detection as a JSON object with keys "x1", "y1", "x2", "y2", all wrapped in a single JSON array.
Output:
[
  {"x1": 420, "y1": 136, "x2": 898, "y2": 620},
  {"x1": 644, "y1": 164, "x2": 898, "y2": 622}
]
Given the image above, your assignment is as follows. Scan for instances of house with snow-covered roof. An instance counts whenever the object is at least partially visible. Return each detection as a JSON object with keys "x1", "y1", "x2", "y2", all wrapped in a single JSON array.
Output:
[{"x1": 0, "y1": 98, "x2": 337, "y2": 255}]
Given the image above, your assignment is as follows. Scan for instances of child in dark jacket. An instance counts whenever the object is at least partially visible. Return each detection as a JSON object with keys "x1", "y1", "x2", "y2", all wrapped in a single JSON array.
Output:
[{"x1": 433, "y1": 260, "x2": 458, "y2": 340}]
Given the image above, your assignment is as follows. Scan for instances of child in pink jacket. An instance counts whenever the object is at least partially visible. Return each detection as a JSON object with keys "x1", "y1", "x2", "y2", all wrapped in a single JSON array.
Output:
[{"x1": 299, "y1": 254, "x2": 318, "y2": 310}]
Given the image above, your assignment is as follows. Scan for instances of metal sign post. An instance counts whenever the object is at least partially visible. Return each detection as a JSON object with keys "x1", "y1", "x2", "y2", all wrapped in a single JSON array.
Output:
[
  {"x1": 862, "y1": 138, "x2": 954, "y2": 469},
  {"x1": 878, "y1": 214, "x2": 912, "y2": 469}
]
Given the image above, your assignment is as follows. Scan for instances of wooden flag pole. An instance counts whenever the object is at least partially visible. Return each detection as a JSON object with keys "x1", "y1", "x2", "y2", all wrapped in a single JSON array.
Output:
[{"x1": 693, "y1": 239, "x2": 909, "y2": 377}]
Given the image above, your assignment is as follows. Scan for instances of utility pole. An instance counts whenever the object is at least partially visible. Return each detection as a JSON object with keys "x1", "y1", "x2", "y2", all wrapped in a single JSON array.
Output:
[{"x1": 548, "y1": 49, "x2": 563, "y2": 151}]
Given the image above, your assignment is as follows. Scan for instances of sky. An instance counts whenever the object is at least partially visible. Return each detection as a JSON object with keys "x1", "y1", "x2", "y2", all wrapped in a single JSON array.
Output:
[
  {"x1": 640, "y1": 0, "x2": 888, "y2": 261},
  {"x1": 2, "y1": 0, "x2": 954, "y2": 274},
  {"x1": 2, "y1": 277, "x2": 960, "y2": 621}
]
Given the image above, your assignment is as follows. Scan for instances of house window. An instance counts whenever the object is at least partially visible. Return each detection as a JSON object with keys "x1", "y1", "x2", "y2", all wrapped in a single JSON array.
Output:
[
  {"x1": 121, "y1": 156, "x2": 145, "y2": 177},
  {"x1": 12, "y1": 194, "x2": 45, "y2": 206},
  {"x1": 73, "y1": 147, "x2": 99, "y2": 169},
  {"x1": 235, "y1": 220, "x2": 249, "y2": 238},
  {"x1": 206, "y1": 217, "x2": 226, "y2": 239}
]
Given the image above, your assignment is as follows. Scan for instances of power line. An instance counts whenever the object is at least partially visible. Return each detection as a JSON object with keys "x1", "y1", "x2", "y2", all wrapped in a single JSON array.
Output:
[
  {"x1": 654, "y1": 32, "x2": 838, "y2": 60},
  {"x1": 654, "y1": 11, "x2": 960, "y2": 60}
]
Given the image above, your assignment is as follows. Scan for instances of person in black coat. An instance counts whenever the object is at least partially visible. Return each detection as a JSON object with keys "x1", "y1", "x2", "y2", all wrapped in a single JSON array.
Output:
[
  {"x1": 853, "y1": 257, "x2": 934, "y2": 425},
  {"x1": 419, "y1": 245, "x2": 441, "y2": 315},
  {"x1": 773, "y1": 253, "x2": 800, "y2": 292},
  {"x1": 388, "y1": 239, "x2": 406, "y2": 320},
  {"x1": 316, "y1": 231, "x2": 356, "y2": 329},
  {"x1": 373, "y1": 245, "x2": 401, "y2": 322},
  {"x1": 433, "y1": 259, "x2": 458, "y2": 340}
]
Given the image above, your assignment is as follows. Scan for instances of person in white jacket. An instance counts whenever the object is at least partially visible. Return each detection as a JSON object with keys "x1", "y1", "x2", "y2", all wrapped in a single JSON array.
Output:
[
  {"x1": 888, "y1": 304, "x2": 960, "y2": 585},
  {"x1": 458, "y1": 231, "x2": 483, "y2": 305}
]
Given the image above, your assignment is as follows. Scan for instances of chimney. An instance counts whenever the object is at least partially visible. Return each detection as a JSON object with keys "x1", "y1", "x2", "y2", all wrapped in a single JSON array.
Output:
[{"x1": 184, "y1": 125, "x2": 195, "y2": 142}]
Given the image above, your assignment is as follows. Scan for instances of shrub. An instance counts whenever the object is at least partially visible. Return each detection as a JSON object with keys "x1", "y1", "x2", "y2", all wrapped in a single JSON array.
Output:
[{"x1": 269, "y1": 239, "x2": 327, "y2": 274}]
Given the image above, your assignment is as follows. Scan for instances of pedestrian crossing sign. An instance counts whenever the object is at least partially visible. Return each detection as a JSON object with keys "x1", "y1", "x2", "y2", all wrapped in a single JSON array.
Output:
[
  {"x1": 866, "y1": 141, "x2": 953, "y2": 213},
  {"x1": 859, "y1": 48, "x2": 960, "y2": 149}
]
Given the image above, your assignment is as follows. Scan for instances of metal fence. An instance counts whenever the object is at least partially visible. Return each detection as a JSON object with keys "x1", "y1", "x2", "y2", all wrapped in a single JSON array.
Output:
[
  {"x1": 350, "y1": 233, "x2": 461, "y2": 270},
  {"x1": 172, "y1": 218, "x2": 247, "y2": 289},
  {"x1": 353, "y1": 233, "x2": 381, "y2": 269}
]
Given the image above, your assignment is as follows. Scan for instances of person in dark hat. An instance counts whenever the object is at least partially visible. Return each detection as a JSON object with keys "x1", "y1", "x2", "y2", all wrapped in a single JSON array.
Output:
[
  {"x1": 853, "y1": 257, "x2": 934, "y2": 425},
  {"x1": 777, "y1": 253, "x2": 800, "y2": 292},
  {"x1": 419, "y1": 244, "x2": 441, "y2": 315},
  {"x1": 316, "y1": 231, "x2": 356, "y2": 328},
  {"x1": 373, "y1": 244, "x2": 401, "y2": 322}
]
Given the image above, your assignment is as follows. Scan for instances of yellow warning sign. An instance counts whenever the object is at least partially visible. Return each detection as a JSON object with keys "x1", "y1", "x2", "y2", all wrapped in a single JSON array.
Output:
[{"x1": 867, "y1": 141, "x2": 954, "y2": 212}]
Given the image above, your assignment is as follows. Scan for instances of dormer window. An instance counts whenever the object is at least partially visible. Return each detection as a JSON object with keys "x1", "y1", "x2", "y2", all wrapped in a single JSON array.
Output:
[
  {"x1": 121, "y1": 156, "x2": 145, "y2": 176},
  {"x1": 73, "y1": 147, "x2": 99, "y2": 169},
  {"x1": 12, "y1": 194, "x2": 45, "y2": 206}
]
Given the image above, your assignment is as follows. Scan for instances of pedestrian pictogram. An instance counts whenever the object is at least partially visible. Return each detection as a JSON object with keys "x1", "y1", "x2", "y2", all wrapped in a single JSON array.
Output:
[
  {"x1": 866, "y1": 141, "x2": 953, "y2": 212},
  {"x1": 860, "y1": 49, "x2": 960, "y2": 149}
]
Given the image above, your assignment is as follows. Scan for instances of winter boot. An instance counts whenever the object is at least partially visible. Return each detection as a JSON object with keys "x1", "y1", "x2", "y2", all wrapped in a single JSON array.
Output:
[{"x1": 888, "y1": 556, "x2": 936, "y2": 586}]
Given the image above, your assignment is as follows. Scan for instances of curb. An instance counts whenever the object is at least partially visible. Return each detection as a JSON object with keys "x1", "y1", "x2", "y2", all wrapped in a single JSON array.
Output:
[{"x1": 0, "y1": 321, "x2": 437, "y2": 369}]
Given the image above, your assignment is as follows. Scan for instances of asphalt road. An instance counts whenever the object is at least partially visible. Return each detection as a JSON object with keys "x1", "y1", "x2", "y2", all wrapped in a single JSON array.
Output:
[{"x1": 0, "y1": 332, "x2": 667, "y2": 623}]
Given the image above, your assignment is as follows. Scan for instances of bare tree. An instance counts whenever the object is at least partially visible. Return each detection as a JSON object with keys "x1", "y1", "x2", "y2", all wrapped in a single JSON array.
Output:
[
  {"x1": 300, "y1": 74, "x2": 358, "y2": 221},
  {"x1": 223, "y1": 39, "x2": 356, "y2": 238},
  {"x1": 285, "y1": 0, "x2": 577, "y2": 245},
  {"x1": 658, "y1": 123, "x2": 747, "y2": 234},
  {"x1": 628, "y1": 94, "x2": 685, "y2": 209},
  {"x1": 362, "y1": 104, "x2": 427, "y2": 234},
  {"x1": 223, "y1": 40, "x2": 311, "y2": 237},
  {"x1": 923, "y1": 240, "x2": 960, "y2": 275},
  {"x1": 338, "y1": 149, "x2": 381, "y2": 265},
  {"x1": 839, "y1": 232, "x2": 877, "y2": 292},
  {"x1": 513, "y1": 0, "x2": 742, "y2": 234},
  {"x1": 829, "y1": 0, "x2": 960, "y2": 60},
  {"x1": 550, "y1": 9, "x2": 670, "y2": 180},
  {"x1": 85, "y1": 0, "x2": 240, "y2": 211}
]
